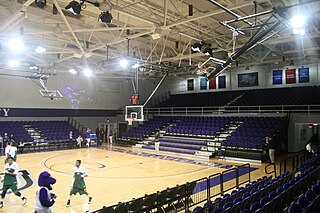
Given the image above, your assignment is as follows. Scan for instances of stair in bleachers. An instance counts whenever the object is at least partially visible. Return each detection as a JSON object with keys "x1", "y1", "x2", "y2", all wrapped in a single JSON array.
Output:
[
  {"x1": 24, "y1": 125, "x2": 46, "y2": 143},
  {"x1": 0, "y1": 121, "x2": 33, "y2": 144}
]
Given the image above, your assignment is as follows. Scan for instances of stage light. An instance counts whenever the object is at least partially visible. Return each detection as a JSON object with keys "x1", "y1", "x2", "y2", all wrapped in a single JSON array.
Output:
[
  {"x1": 203, "y1": 47, "x2": 213, "y2": 56},
  {"x1": 99, "y1": 11, "x2": 113, "y2": 23},
  {"x1": 290, "y1": 15, "x2": 306, "y2": 35},
  {"x1": 120, "y1": 59, "x2": 128, "y2": 68},
  {"x1": 8, "y1": 38, "x2": 24, "y2": 52},
  {"x1": 83, "y1": 68, "x2": 92, "y2": 77},
  {"x1": 35, "y1": 0, "x2": 46, "y2": 8},
  {"x1": 65, "y1": 1, "x2": 82, "y2": 15},
  {"x1": 132, "y1": 63, "x2": 140, "y2": 69},
  {"x1": 8, "y1": 60, "x2": 20, "y2": 68},
  {"x1": 34, "y1": 46, "x2": 46, "y2": 53},
  {"x1": 69, "y1": 68, "x2": 77, "y2": 74},
  {"x1": 29, "y1": 64, "x2": 39, "y2": 70},
  {"x1": 191, "y1": 42, "x2": 203, "y2": 52}
]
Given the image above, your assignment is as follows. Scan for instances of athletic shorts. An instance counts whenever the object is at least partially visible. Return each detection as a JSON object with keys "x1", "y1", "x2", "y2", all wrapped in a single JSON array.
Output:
[
  {"x1": 2, "y1": 184, "x2": 17, "y2": 193},
  {"x1": 70, "y1": 187, "x2": 87, "y2": 195}
]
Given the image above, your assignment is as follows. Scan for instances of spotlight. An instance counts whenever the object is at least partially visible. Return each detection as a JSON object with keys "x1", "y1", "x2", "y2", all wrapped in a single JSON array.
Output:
[
  {"x1": 7, "y1": 38, "x2": 24, "y2": 52},
  {"x1": 191, "y1": 42, "x2": 203, "y2": 52},
  {"x1": 83, "y1": 68, "x2": 92, "y2": 77},
  {"x1": 35, "y1": 0, "x2": 46, "y2": 9},
  {"x1": 29, "y1": 64, "x2": 39, "y2": 70},
  {"x1": 132, "y1": 63, "x2": 140, "y2": 69},
  {"x1": 8, "y1": 60, "x2": 20, "y2": 68},
  {"x1": 120, "y1": 59, "x2": 128, "y2": 68},
  {"x1": 203, "y1": 47, "x2": 214, "y2": 56},
  {"x1": 34, "y1": 46, "x2": 46, "y2": 53},
  {"x1": 99, "y1": 11, "x2": 113, "y2": 23},
  {"x1": 290, "y1": 15, "x2": 306, "y2": 35},
  {"x1": 65, "y1": 1, "x2": 82, "y2": 15},
  {"x1": 69, "y1": 68, "x2": 77, "y2": 74}
]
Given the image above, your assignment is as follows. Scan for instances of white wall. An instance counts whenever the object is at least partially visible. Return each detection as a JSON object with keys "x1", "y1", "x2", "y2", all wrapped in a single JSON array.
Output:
[
  {"x1": 0, "y1": 71, "x2": 168, "y2": 110},
  {"x1": 168, "y1": 63, "x2": 320, "y2": 94}
]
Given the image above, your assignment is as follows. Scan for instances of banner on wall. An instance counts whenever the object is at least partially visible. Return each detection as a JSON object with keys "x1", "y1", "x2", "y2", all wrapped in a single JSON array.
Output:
[
  {"x1": 187, "y1": 79, "x2": 194, "y2": 91},
  {"x1": 285, "y1": 69, "x2": 296, "y2": 84},
  {"x1": 179, "y1": 79, "x2": 187, "y2": 92},
  {"x1": 298, "y1": 67, "x2": 309, "y2": 83},
  {"x1": 209, "y1": 77, "x2": 216, "y2": 89},
  {"x1": 200, "y1": 78, "x2": 207, "y2": 90},
  {"x1": 218, "y1": 76, "x2": 226, "y2": 89},
  {"x1": 238, "y1": 72, "x2": 259, "y2": 87},
  {"x1": 273, "y1": 70, "x2": 283, "y2": 85}
]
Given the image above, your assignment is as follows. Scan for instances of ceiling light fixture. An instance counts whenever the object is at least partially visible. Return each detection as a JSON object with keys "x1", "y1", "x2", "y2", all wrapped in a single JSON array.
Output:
[
  {"x1": 65, "y1": 1, "x2": 82, "y2": 15},
  {"x1": 35, "y1": 0, "x2": 47, "y2": 9},
  {"x1": 34, "y1": 46, "x2": 47, "y2": 53},
  {"x1": 191, "y1": 42, "x2": 203, "y2": 52},
  {"x1": 120, "y1": 59, "x2": 129, "y2": 68},
  {"x1": 8, "y1": 38, "x2": 24, "y2": 52},
  {"x1": 69, "y1": 68, "x2": 77, "y2": 74},
  {"x1": 8, "y1": 60, "x2": 20, "y2": 68},
  {"x1": 290, "y1": 15, "x2": 306, "y2": 35},
  {"x1": 83, "y1": 68, "x2": 92, "y2": 77},
  {"x1": 99, "y1": 11, "x2": 113, "y2": 23}
]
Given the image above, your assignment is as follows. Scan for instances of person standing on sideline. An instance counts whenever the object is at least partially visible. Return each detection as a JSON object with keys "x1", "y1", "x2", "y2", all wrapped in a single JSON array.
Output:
[
  {"x1": 76, "y1": 135, "x2": 83, "y2": 148},
  {"x1": 85, "y1": 128, "x2": 91, "y2": 148},
  {"x1": 0, "y1": 135, "x2": 3, "y2": 153},
  {"x1": 9, "y1": 143, "x2": 18, "y2": 162},
  {"x1": 265, "y1": 135, "x2": 276, "y2": 164},
  {"x1": 4, "y1": 142, "x2": 12, "y2": 162},
  {"x1": 109, "y1": 131, "x2": 113, "y2": 145},
  {"x1": 0, "y1": 157, "x2": 27, "y2": 208},
  {"x1": 66, "y1": 160, "x2": 92, "y2": 207},
  {"x1": 154, "y1": 131, "x2": 160, "y2": 155},
  {"x1": 95, "y1": 127, "x2": 100, "y2": 146}
]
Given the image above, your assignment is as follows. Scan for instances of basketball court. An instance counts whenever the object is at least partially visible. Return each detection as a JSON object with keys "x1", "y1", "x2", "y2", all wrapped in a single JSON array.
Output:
[{"x1": 0, "y1": 147, "x2": 266, "y2": 213}]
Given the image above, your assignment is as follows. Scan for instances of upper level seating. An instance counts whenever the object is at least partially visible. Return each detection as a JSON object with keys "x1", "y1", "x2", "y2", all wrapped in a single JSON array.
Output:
[
  {"x1": 122, "y1": 116, "x2": 173, "y2": 140},
  {"x1": 157, "y1": 91, "x2": 241, "y2": 107},
  {"x1": 231, "y1": 86, "x2": 320, "y2": 106},
  {"x1": 155, "y1": 86, "x2": 320, "y2": 108},
  {"x1": 0, "y1": 121, "x2": 33, "y2": 142},
  {"x1": 32, "y1": 121, "x2": 80, "y2": 142}
]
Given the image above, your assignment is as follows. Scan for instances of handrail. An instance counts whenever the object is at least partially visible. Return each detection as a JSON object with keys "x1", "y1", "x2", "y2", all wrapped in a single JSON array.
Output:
[
  {"x1": 265, "y1": 163, "x2": 276, "y2": 178},
  {"x1": 91, "y1": 163, "x2": 253, "y2": 212},
  {"x1": 145, "y1": 104, "x2": 320, "y2": 115}
]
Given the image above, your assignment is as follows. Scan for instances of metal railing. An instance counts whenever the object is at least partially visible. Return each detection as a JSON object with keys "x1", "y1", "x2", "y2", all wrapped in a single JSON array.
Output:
[
  {"x1": 91, "y1": 163, "x2": 252, "y2": 213},
  {"x1": 145, "y1": 105, "x2": 320, "y2": 116}
]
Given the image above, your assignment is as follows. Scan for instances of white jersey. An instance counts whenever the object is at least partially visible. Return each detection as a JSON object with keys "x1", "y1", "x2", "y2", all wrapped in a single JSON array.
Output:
[
  {"x1": 72, "y1": 166, "x2": 88, "y2": 176},
  {"x1": 34, "y1": 187, "x2": 52, "y2": 213},
  {"x1": 4, "y1": 162, "x2": 19, "y2": 175},
  {"x1": 9, "y1": 146, "x2": 17, "y2": 158},
  {"x1": 5, "y1": 145, "x2": 11, "y2": 156}
]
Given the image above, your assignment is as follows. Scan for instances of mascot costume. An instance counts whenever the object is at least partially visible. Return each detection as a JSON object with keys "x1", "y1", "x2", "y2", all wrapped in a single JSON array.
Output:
[{"x1": 34, "y1": 171, "x2": 56, "y2": 213}]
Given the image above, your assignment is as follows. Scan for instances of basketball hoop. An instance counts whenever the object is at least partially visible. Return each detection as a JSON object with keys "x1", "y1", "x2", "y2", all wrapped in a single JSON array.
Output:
[{"x1": 128, "y1": 118, "x2": 135, "y2": 126}]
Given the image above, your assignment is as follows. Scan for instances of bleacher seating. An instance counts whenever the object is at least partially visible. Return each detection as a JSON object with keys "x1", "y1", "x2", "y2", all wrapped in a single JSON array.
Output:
[
  {"x1": 221, "y1": 117, "x2": 287, "y2": 150},
  {"x1": 0, "y1": 120, "x2": 80, "y2": 144},
  {"x1": 122, "y1": 116, "x2": 173, "y2": 140},
  {"x1": 0, "y1": 121, "x2": 33, "y2": 142},
  {"x1": 166, "y1": 116, "x2": 231, "y2": 137},
  {"x1": 32, "y1": 121, "x2": 80, "y2": 142},
  {"x1": 188, "y1": 155, "x2": 320, "y2": 213},
  {"x1": 155, "y1": 86, "x2": 320, "y2": 108}
]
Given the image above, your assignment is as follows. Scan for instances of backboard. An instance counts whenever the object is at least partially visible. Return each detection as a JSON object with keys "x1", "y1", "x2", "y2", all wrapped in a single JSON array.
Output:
[
  {"x1": 125, "y1": 105, "x2": 144, "y2": 125},
  {"x1": 39, "y1": 90, "x2": 63, "y2": 99}
]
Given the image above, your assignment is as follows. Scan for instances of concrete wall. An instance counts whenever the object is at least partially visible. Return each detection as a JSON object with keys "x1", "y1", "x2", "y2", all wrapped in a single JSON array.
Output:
[
  {"x1": 167, "y1": 63, "x2": 320, "y2": 94},
  {"x1": 288, "y1": 114, "x2": 320, "y2": 152}
]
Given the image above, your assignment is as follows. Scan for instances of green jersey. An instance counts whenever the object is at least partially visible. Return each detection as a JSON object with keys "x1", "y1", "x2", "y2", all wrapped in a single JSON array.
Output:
[
  {"x1": 72, "y1": 166, "x2": 87, "y2": 190},
  {"x1": 3, "y1": 162, "x2": 19, "y2": 186}
]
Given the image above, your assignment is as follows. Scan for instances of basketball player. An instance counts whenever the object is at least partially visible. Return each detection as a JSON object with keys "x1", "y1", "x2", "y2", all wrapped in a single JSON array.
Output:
[
  {"x1": 66, "y1": 160, "x2": 92, "y2": 207},
  {"x1": 4, "y1": 142, "x2": 12, "y2": 161},
  {"x1": 0, "y1": 157, "x2": 27, "y2": 208},
  {"x1": 10, "y1": 143, "x2": 18, "y2": 162}
]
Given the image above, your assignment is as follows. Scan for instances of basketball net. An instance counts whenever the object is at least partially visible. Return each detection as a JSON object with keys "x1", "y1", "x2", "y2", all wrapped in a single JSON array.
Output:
[{"x1": 128, "y1": 118, "x2": 135, "y2": 126}]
